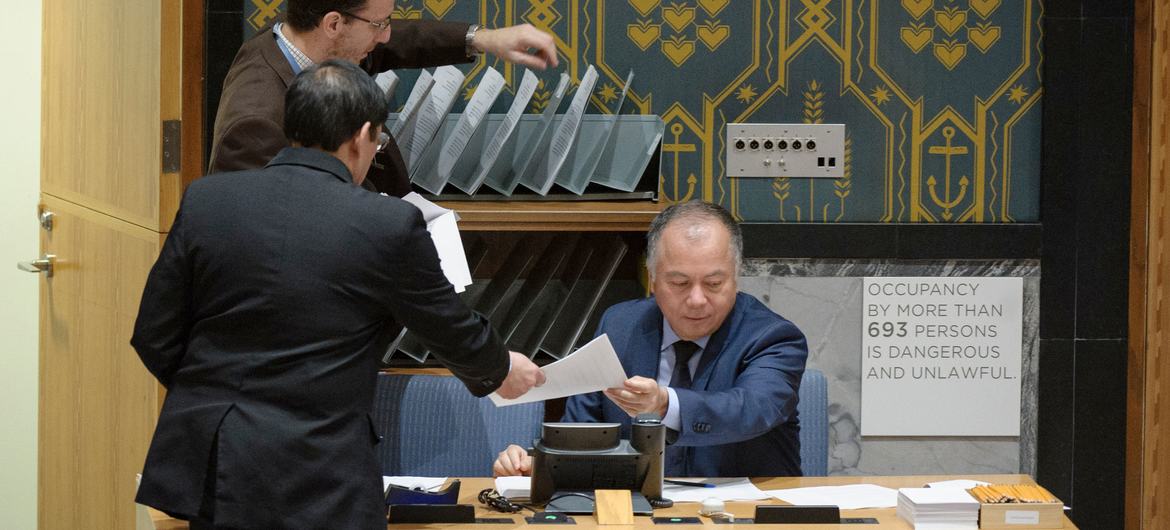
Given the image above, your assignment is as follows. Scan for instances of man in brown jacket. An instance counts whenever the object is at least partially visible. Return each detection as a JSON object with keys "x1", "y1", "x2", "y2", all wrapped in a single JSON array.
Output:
[{"x1": 210, "y1": 0, "x2": 558, "y2": 196}]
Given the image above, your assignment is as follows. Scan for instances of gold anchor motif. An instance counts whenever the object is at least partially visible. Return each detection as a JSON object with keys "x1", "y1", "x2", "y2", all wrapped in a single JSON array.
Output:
[
  {"x1": 662, "y1": 123, "x2": 697, "y2": 202},
  {"x1": 926, "y1": 126, "x2": 970, "y2": 220}
]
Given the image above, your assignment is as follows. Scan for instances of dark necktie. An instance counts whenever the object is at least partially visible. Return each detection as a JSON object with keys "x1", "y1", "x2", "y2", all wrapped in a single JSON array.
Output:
[{"x1": 669, "y1": 340, "x2": 701, "y2": 389}]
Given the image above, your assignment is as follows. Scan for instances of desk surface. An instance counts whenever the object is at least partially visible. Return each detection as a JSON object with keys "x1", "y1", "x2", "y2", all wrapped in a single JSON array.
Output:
[{"x1": 151, "y1": 474, "x2": 1077, "y2": 529}]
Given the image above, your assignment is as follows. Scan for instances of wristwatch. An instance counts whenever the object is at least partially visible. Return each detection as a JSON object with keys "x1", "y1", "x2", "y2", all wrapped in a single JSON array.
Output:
[{"x1": 465, "y1": 24, "x2": 481, "y2": 57}]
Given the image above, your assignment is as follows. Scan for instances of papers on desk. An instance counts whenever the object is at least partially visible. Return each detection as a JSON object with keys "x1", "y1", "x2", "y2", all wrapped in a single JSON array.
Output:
[
  {"x1": 896, "y1": 487, "x2": 980, "y2": 529},
  {"x1": 764, "y1": 483, "x2": 898, "y2": 510},
  {"x1": 398, "y1": 193, "x2": 472, "y2": 293},
  {"x1": 494, "y1": 476, "x2": 532, "y2": 499},
  {"x1": 662, "y1": 478, "x2": 769, "y2": 503},
  {"x1": 383, "y1": 476, "x2": 448, "y2": 492},
  {"x1": 488, "y1": 334, "x2": 627, "y2": 406}
]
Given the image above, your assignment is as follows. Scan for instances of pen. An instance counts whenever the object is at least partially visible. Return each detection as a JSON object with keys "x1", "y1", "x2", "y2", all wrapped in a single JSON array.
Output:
[{"x1": 664, "y1": 479, "x2": 715, "y2": 488}]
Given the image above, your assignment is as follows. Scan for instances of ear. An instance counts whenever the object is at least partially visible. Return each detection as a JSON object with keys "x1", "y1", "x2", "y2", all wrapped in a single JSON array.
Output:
[
  {"x1": 320, "y1": 11, "x2": 346, "y2": 38},
  {"x1": 350, "y1": 122, "x2": 374, "y2": 153}
]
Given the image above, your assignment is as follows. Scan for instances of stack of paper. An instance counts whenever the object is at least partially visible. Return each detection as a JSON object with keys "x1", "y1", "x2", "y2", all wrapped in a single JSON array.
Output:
[
  {"x1": 494, "y1": 476, "x2": 532, "y2": 499},
  {"x1": 895, "y1": 487, "x2": 980, "y2": 529},
  {"x1": 383, "y1": 476, "x2": 448, "y2": 492}
]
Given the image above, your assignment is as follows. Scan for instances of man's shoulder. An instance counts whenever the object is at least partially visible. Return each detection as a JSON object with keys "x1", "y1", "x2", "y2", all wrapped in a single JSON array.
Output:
[
  {"x1": 218, "y1": 29, "x2": 285, "y2": 118},
  {"x1": 724, "y1": 293, "x2": 806, "y2": 349},
  {"x1": 601, "y1": 297, "x2": 658, "y2": 318},
  {"x1": 733, "y1": 292, "x2": 798, "y2": 327}
]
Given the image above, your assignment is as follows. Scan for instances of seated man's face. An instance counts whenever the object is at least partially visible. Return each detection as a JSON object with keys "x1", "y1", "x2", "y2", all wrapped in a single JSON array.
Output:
[{"x1": 651, "y1": 220, "x2": 738, "y2": 341}]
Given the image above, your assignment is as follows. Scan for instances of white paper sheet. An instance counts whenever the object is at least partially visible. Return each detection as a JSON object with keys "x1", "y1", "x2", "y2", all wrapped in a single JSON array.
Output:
[
  {"x1": 539, "y1": 65, "x2": 598, "y2": 194},
  {"x1": 765, "y1": 483, "x2": 899, "y2": 510},
  {"x1": 506, "y1": 73, "x2": 571, "y2": 195},
  {"x1": 408, "y1": 66, "x2": 465, "y2": 173},
  {"x1": 470, "y1": 69, "x2": 539, "y2": 193},
  {"x1": 438, "y1": 67, "x2": 505, "y2": 181},
  {"x1": 391, "y1": 70, "x2": 433, "y2": 137},
  {"x1": 661, "y1": 478, "x2": 770, "y2": 503},
  {"x1": 399, "y1": 192, "x2": 472, "y2": 293},
  {"x1": 489, "y1": 333, "x2": 627, "y2": 406},
  {"x1": 562, "y1": 70, "x2": 634, "y2": 193},
  {"x1": 374, "y1": 70, "x2": 399, "y2": 100},
  {"x1": 383, "y1": 476, "x2": 449, "y2": 492},
  {"x1": 494, "y1": 476, "x2": 532, "y2": 499}
]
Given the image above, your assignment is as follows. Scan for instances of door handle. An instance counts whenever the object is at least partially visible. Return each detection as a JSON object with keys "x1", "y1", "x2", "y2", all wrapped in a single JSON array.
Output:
[{"x1": 17, "y1": 254, "x2": 55, "y2": 277}]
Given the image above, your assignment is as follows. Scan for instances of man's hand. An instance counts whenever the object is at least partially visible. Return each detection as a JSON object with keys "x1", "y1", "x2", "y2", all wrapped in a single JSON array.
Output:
[
  {"x1": 604, "y1": 376, "x2": 669, "y2": 418},
  {"x1": 472, "y1": 24, "x2": 559, "y2": 70},
  {"x1": 495, "y1": 351, "x2": 546, "y2": 399},
  {"x1": 493, "y1": 444, "x2": 534, "y2": 476}
]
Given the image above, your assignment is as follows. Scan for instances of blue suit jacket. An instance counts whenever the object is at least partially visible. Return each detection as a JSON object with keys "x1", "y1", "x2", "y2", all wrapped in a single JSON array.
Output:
[{"x1": 563, "y1": 293, "x2": 808, "y2": 477}]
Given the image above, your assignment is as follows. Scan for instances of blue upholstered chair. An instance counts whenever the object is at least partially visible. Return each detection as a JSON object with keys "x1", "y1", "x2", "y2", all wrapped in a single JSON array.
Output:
[
  {"x1": 372, "y1": 373, "x2": 545, "y2": 477},
  {"x1": 798, "y1": 368, "x2": 830, "y2": 476}
]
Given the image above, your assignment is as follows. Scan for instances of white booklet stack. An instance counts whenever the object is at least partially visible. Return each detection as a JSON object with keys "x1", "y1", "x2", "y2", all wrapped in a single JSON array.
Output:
[{"x1": 895, "y1": 487, "x2": 980, "y2": 529}]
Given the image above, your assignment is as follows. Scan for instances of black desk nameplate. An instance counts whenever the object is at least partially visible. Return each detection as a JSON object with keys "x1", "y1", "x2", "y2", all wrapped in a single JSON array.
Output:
[
  {"x1": 754, "y1": 505, "x2": 841, "y2": 524},
  {"x1": 387, "y1": 504, "x2": 475, "y2": 524}
]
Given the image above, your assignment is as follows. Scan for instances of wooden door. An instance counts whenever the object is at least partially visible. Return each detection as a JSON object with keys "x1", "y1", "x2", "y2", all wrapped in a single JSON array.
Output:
[{"x1": 38, "y1": 1, "x2": 188, "y2": 528}]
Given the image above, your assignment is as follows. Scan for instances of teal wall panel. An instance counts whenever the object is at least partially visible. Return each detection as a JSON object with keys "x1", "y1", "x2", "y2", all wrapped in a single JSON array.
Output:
[{"x1": 241, "y1": 0, "x2": 1042, "y2": 222}]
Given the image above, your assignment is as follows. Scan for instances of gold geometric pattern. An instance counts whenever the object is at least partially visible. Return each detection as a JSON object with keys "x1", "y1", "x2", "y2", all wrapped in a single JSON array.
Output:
[
  {"x1": 525, "y1": 0, "x2": 562, "y2": 33},
  {"x1": 247, "y1": 0, "x2": 282, "y2": 31},
  {"x1": 424, "y1": 0, "x2": 455, "y2": 19},
  {"x1": 900, "y1": 1, "x2": 1003, "y2": 69},
  {"x1": 625, "y1": 0, "x2": 731, "y2": 67}
]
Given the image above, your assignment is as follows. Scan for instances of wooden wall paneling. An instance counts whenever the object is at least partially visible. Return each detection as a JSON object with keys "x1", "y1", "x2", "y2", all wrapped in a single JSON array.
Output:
[
  {"x1": 181, "y1": 0, "x2": 205, "y2": 191},
  {"x1": 41, "y1": 0, "x2": 161, "y2": 230},
  {"x1": 1144, "y1": 1, "x2": 1169, "y2": 528},
  {"x1": 1126, "y1": 0, "x2": 1152, "y2": 528},
  {"x1": 159, "y1": 0, "x2": 184, "y2": 233},
  {"x1": 1129, "y1": 0, "x2": 1169, "y2": 528}
]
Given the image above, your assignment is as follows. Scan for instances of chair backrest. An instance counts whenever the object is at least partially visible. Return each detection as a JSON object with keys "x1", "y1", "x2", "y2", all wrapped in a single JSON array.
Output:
[
  {"x1": 798, "y1": 368, "x2": 829, "y2": 476},
  {"x1": 372, "y1": 373, "x2": 545, "y2": 477}
]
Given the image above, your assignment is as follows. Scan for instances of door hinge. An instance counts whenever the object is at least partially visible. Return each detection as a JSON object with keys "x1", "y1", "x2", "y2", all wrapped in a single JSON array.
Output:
[{"x1": 162, "y1": 119, "x2": 181, "y2": 173}]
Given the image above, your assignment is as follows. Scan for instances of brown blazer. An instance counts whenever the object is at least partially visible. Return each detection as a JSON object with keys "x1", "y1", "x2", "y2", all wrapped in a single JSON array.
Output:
[{"x1": 208, "y1": 19, "x2": 471, "y2": 196}]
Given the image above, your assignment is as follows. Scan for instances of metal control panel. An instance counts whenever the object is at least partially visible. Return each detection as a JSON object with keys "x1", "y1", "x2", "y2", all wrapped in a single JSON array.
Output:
[{"x1": 726, "y1": 123, "x2": 846, "y2": 178}]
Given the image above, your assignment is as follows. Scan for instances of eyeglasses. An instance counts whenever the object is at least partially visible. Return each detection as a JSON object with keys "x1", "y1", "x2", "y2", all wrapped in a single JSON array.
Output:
[
  {"x1": 376, "y1": 131, "x2": 391, "y2": 152},
  {"x1": 338, "y1": 10, "x2": 392, "y2": 31}
]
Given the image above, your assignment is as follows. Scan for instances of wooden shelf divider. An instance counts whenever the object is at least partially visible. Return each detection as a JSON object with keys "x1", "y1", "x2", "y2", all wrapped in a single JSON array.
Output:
[{"x1": 437, "y1": 200, "x2": 662, "y2": 231}]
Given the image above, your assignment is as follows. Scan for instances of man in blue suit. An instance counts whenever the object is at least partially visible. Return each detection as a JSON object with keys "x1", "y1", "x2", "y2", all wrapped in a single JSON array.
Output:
[{"x1": 495, "y1": 201, "x2": 808, "y2": 478}]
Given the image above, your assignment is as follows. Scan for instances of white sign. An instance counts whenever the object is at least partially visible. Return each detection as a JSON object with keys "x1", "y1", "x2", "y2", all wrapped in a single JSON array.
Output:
[{"x1": 861, "y1": 277, "x2": 1023, "y2": 436}]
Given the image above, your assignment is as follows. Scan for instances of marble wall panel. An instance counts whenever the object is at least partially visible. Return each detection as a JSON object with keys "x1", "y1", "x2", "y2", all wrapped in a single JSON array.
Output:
[{"x1": 738, "y1": 259, "x2": 1040, "y2": 476}]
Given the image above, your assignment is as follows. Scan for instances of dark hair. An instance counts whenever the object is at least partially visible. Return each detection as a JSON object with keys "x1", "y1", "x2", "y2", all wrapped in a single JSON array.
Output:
[
  {"x1": 286, "y1": 0, "x2": 369, "y2": 32},
  {"x1": 284, "y1": 59, "x2": 389, "y2": 152},
  {"x1": 645, "y1": 200, "x2": 743, "y2": 278}
]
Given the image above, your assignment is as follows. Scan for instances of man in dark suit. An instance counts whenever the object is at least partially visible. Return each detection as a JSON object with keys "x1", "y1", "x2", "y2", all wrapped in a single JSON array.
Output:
[
  {"x1": 494, "y1": 201, "x2": 808, "y2": 478},
  {"x1": 133, "y1": 60, "x2": 546, "y2": 529},
  {"x1": 210, "y1": 0, "x2": 558, "y2": 195}
]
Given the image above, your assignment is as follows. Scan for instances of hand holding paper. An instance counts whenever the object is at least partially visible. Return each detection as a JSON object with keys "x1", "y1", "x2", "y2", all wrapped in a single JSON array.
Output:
[
  {"x1": 495, "y1": 352, "x2": 547, "y2": 400},
  {"x1": 490, "y1": 334, "x2": 627, "y2": 406}
]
